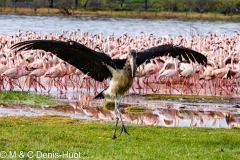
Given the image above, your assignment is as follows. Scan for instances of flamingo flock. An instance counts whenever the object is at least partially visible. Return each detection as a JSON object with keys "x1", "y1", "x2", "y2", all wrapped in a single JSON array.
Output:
[{"x1": 0, "y1": 30, "x2": 240, "y2": 98}]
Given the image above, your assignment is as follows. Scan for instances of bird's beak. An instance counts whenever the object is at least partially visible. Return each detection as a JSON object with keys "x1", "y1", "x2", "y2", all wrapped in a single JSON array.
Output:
[{"x1": 130, "y1": 51, "x2": 137, "y2": 78}]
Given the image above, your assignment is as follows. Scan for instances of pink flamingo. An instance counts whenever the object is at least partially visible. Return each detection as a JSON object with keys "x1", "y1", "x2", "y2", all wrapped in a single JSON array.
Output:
[
  {"x1": 179, "y1": 61, "x2": 201, "y2": 94},
  {"x1": 0, "y1": 56, "x2": 15, "y2": 90},
  {"x1": 44, "y1": 61, "x2": 68, "y2": 93},
  {"x1": 198, "y1": 62, "x2": 216, "y2": 95},
  {"x1": 135, "y1": 58, "x2": 163, "y2": 94},
  {"x1": 26, "y1": 55, "x2": 43, "y2": 71},
  {"x1": 28, "y1": 56, "x2": 49, "y2": 92},
  {"x1": 2, "y1": 66, "x2": 29, "y2": 90},
  {"x1": 0, "y1": 63, "x2": 9, "y2": 90},
  {"x1": 158, "y1": 57, "x2": 179, "y2": 94}
]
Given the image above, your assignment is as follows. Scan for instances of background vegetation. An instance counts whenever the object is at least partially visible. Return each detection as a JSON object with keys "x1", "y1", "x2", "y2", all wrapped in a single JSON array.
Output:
[{"x1": 0, "y1": 0, "x2": 240, "y2": 17}]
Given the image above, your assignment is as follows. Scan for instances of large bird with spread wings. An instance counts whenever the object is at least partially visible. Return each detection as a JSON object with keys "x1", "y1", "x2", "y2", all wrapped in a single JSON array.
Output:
[{"x1": 12, "y1": 40, "x2": 207, "y2": 140}]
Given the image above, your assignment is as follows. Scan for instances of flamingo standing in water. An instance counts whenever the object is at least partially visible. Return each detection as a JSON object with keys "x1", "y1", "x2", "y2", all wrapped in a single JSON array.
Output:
[
  {"x1": 2, "y1": 66, "x2": 29, "y2": 90},
  {"x1": 199, "y1": 57, "x2": 232, "y2": 96},
  {"x1": 28, "y1": 55, "x2": 49, "y2": 92},
  {"x1": 44, "y1": 61, "x2": 68, "y2": 93},
  {"x1": 224, "y1": 58, "x2": 240, "y2": 95},
  {"x1": 135, "y1": 58, "x2": 164, "y2": 94},
  {"x1": 0, "y1": 54, "x2": 14, "y2": 90},
  {"x1": 158, "y1": 57, "x2": 179, "y2": 94},
  {"x1": 178, "y1": 61, "x2": 201, "y2": 94}
]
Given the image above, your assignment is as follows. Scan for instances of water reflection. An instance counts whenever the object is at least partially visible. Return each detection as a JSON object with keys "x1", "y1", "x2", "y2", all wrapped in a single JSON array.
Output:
[{"x1": 1, "y1": 100, "x2": 239, "y2": 128}]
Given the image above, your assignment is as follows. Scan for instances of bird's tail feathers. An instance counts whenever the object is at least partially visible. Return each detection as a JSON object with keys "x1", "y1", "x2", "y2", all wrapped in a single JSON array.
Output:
[
  {"x1": 94, "y1": 91, "x2": 104, "y2": 99},
  {"x1": 94, "y1": 87, "x2": 108, "y2": 99}
]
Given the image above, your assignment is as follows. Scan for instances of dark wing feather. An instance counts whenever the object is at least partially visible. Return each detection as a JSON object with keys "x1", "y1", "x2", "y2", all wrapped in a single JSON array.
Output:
[
  {"x1": 11, "y1": 40, "x2": 119, "y2": 82},
  {"x1": 136, "y1": 44, "x2": 207, "y2": 67}
]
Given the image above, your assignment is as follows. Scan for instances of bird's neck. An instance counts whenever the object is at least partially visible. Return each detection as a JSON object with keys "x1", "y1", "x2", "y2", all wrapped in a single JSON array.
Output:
[{"x1": 124, "y1": 60, "x2": 132, "y2": 76}]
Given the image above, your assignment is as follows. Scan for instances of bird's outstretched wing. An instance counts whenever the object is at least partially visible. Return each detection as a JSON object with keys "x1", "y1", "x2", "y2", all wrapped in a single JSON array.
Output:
[
  {"x1": 136, "y1": 44, "x2": 207, "y2": 67},
  {"x1": 11, "y1": 40, "x2": 121, "y2": 82}
]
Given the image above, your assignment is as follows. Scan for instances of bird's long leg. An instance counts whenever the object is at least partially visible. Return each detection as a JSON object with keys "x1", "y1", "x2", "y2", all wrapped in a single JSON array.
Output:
[
  {"x1": 112, "y1": 99, "x2": 119, "y2": 140},
  {"x1": 118, "y1": 111, "x2": 129, "y2": 135},
  {"x1": 116, "y1": 97, "x2": 129, "y2": 136},
  {"x1": 112, "y1": 96, "x2": 129, "y2": 140},
  {"x1": 112, "y1": 117, "x2": 119, "y2": 140}
]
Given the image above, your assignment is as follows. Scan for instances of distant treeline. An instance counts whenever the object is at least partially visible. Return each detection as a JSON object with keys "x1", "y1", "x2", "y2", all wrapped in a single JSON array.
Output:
[{"x1": 0, "y1": 0, "x2": 240, "y2": 16}]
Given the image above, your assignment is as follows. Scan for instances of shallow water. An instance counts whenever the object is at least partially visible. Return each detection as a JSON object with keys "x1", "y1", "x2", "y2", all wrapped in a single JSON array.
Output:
[
  {"x1": 1, "y1": 93, "x2": 240, "y2": 128},
  {"x1": 2, "y1": 76, "x2": 240, "y2": 129},
  {"x1": 0, "y1": 13, "x2": 239, "y2": 37}
]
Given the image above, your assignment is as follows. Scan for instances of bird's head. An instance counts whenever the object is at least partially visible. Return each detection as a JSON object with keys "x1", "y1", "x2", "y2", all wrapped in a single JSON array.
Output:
[{"x1": 129, "y1": 50, "x2": 137, "y2": 78}]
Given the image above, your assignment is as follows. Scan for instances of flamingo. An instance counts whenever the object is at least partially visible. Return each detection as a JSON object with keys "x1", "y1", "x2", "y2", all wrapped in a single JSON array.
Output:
[
  {"x1": 135, "y1": 58, "x2": 164, "y2": 94},
  {"x1": 179, "y1": 61, "x2": 201, "y2": 94},
  {"x1": 44, "y1": 61, "x2": 68, "y2": 93},
  {"x1": 2, "y1": 66, "x2": 29, "y2": 90},
  {"x1": 158, "y1": 57, "x2": 179, "y2": 93},
  {"x1": 28, "y1": 56, "x2": 49, "y2": 92}
]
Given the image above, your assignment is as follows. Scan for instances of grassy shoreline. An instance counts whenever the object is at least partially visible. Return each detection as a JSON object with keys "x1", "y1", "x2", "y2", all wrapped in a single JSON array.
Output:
[
  {"x1": 1, "y1": 7, "x2": 240, "y2": 21},
  {"x1": 0, "y1": 91, "x2": 61, "y2": 106},
  {"x1": 0, "y1": 115, "x2": 240, "y2": 159},
  {"x1": 0, "y1": 91, "x2": 236, "y2": 107}
]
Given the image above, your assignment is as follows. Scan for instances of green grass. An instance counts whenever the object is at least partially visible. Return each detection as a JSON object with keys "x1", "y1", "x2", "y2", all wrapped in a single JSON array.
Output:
[
  {"x1": 0, "y1": 115, "x2": 240, "y2": 159},
  {"x1": 103, "y1": 101, "x2": 115, "y2": 111},
  {"x1": 125, "y1": 105, "x2": 153, "y2": 114},
  {"x1": 0, "y1": 91, "x2": 60, "y2": 106},
  {"x1": 145, "y1": 94, "x2": 229, "y2": 102}
]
